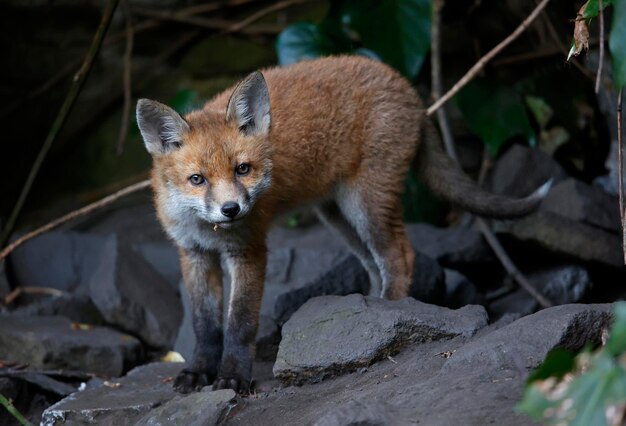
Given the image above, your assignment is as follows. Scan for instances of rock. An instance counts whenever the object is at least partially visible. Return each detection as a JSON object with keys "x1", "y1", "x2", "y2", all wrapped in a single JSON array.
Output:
[
  {"x1": 405, "y1": 223, "x2": 494, "y2": 268},
  {"x1": 313, "y1": 399, "x2": 403, "y2": 426},
  {"x1": 273, "y1": 254, "x2": 369, "y2": 325},
  {"x1": 408, "y1": 251, "x2": 445, "y2": 305},
  {"x1": 273, "y1": 294, "x2": 488, "y2": 385},
  {"x1": 134, "y1": 389, "x2": 238, "y2": 426},
  {"x1": 489, "y1": 265, "x2": 593, "y2": 317},
  {"x1": 89, "y1": 235, "x2": 183, "y2": 348},
  {"x1": 540, "y1": 178, "x2": 620, "y2": 232},
  {"x1": 0, "y1": 261, "x2": 10, "y2": 300},
  {"x1": 493, "y1": 211, "x2": 623, "y2": 267},
  {"x1": 0, "y1": 316, "x2": 142, "y2": 377},
  {"x1": 8, "y1": 293, "x2": 103, "y2": 324},
  {"x1": 135, "y1": 242, "x2": 180, "y2": 289},
  {"x1": 444, "y1": 303, "x2": 612, "y2": 372},
  {"x1": 8, "y1": 231, "x2": 106, "y2": 294},
  {"x1": 255, "y1": 316, "x2": 281, "y2": 362},
  {"x1": 443, "y1": 269, "x2": 485, "y2": 308},
  {"x1": 487, "y1": 144, "x2": 568, "y2": 197},
  {"x1": 265, "y1": 248, "x2": 294, "y2": 284},
  {"x1": 41, "y1": 363, "x2": 182, "y2": 426},
  {"x1": 173, "y1": 280, "x2": 195, "y2": 363}
]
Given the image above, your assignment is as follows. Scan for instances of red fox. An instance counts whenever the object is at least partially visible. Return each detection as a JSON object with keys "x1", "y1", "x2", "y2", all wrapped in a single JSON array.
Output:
[{"x1": 137, "y1": 56, "x2": 548, "y2": 394}]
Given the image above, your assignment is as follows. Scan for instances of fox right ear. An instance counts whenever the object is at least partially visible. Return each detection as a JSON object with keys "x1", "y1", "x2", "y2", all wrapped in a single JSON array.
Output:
[{"x1": 136, "y1": 99, "x2": 190, "y2": 156}]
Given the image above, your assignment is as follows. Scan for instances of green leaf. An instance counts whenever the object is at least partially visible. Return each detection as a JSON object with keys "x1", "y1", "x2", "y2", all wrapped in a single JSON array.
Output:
[
  {"x1": 455, "y1": 80, "x2": 535, "y2": 156},
  {"x1": 168, "y1": 89, "x2": 200, "y2": 115},
  {"x1": 610, "y1": 0, "x2": 626, "y2": 89},
  {"x1": 276, "y1": 22, "x2": 352, "y2": 66},
  {"x1": 516, "y1": 385, "x2": 554, "y2": 421},
  {"x1": 332, "y1": 0, "x2": 431, "y2": 79},
  {"x1": 607, "y1": 302, "x2": 626, "y2": 356},
  {"x1": 525, "y1": 95, "x2": 553, "y2": 130},
  {"x1": 526, "y1": 348, "x2": 576, "y2": 385},
  {"x1": 582, "y1": 0, "x2": 614, "y2": 19}
]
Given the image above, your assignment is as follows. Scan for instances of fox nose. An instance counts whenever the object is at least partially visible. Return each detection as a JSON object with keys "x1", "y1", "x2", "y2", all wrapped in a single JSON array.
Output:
[{"x1": 221, "y1": 202, "x2": 241, "y2": 218}]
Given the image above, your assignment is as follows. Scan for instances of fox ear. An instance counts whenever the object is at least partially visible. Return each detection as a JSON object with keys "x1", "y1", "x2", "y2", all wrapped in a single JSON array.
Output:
[
  {"x1": 226, "y1": 71, "x2": 270, "y2": 136},
  {"x1": 136, "y1": 99, "x2": 190, "y2": 156}
]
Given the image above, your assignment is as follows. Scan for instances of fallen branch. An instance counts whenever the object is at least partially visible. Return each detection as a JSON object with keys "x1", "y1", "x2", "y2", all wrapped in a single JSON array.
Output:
[
  {"x1": 0, "y1": 0, "x2": 120, "y2": 248},
  {"x1": 429, "y1": 0, "x2": 553, "y2": 308},
  {"x1": 0, "y1": 180, "x2": 150, "y2": 261},
  {"x1": 618, "y1": 90, "x2": 625, "y2": 264},
  {"x1": 595, "y1": 0, "x2": 605, "y2": 94},
  {"x1": 427, "y1": 0, "x2": 551, "y2": 116},
  {"x1": 4, "y1": 287, "x2": 65, "y2": 306}
]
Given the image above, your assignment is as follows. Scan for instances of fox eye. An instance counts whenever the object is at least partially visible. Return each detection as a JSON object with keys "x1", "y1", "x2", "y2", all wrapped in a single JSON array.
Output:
[
  {"x1": 189, "y1": 174, "x2": 206, "y2": 186},
  {"x1": 236, "y1": 163, "x2": 251, "y2": 176}
]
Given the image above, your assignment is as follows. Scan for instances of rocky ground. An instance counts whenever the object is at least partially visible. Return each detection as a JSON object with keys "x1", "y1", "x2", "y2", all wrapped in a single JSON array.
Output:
[{"x1": 0, "y1": 144, "x2": 624, "y2": 425}]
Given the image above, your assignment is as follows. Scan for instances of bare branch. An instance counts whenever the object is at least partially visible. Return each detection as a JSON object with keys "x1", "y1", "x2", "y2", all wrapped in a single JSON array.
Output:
[
  {"x1": 0, "y1": 180, "x2": 150, "y2": 261},
  {"x1": 595, "y1": 0, "x2": 605, "y2": 94},
  {"x1": 427, "y1": 0, "x2": 552, "y2": 117},
  {"x1": 221, "y1": 0, "x2": 311, "y2": 35},
  {"x1": 116, "y1": 0, "x2": 134, "y2": 156},
  {"x1": 618, "y1": 90, "x2": 625, "y2": 264},
  {"x1": 0, "y1": 0, "x2": 120, "y2": 248}
]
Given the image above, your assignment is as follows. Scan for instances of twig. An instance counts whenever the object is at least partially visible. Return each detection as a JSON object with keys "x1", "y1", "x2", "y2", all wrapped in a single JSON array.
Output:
[
  {"x1": 0, "y1": 180, "x2": 150, "y2": 261},
  {"x1": 0, "y1": 392, "x2": 32, "y2": 426},
  {"x1": 0, "y1": 0, "x2": 120, "y2": 248},
  {"x1": 618, "y1": 89, "x2": 625, "y2": 264},
  {"x1": 4, "y1": 287, "x2": 65, "y2": 306},
  {"x1": 430, "y1": 0, "x2": 458, "y2": 162},
  {"x1": 220, "y1": 0, "x2": 310, "y2": 34},
  {"x1": 116, "y1": 0, "x2": 134, "y2": 156},
  {"x1": 427, "y1": 0, "x2": 552, "y2": 116},
  {"x1": 429, "y1": 0, "x2": 552, "y2": 308},
  {"x1": 595, "y1": 0, "x2": 604, "y2": 94}
]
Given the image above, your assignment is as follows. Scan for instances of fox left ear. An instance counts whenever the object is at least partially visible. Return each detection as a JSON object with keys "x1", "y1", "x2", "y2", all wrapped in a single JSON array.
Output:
[
  {"x1": 136, "y1": 99, "x2": 190, "y2": 156},
  {"x1": 226, "y1": 71, "x2": 271, "y2": 136}
]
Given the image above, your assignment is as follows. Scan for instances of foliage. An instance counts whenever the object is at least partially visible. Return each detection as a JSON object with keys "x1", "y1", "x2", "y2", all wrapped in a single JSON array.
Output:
[
  {"x1": 518, "y1": 303, "x2": 626, "y2": 426},
  {"x1": 276, "y1": 0, "x2": 431, "y2": 80},
  {"x1": 0, "y1": 392, "x2": 32, "y2": 426},
  {"x1": 455, "y1": 80, "x2": 535, "y2": 156}
]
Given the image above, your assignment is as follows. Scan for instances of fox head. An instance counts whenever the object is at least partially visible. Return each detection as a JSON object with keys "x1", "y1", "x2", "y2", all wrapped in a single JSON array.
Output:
[{"x1": 137, "y1": 72, "x2": 273, "y2": 230}]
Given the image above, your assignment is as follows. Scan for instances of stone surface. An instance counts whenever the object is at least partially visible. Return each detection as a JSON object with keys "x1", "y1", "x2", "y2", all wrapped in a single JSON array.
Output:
[
  {"x1": 540, "y1": 178, "x2": 620, "y2": 232},
  {"x1": 487, "y1": 144, "x2": 568, "y2": 197},
  {"x1": 444, "y1": 304, "x2": 612, "y2": 372},
  {"x1": 0, "y1": 316, "x2": 142, "y2": 377},
  {"x1": 134, "y1": 389, "x2": 237, "y2": 426},
  {"x1": 8, "y1": 293, "x2": 103, "y2": 324},
  {"x1": 135, "y1": 242, "x2": 180, "y2": 289},
  {"x1": 405, "y1": 223, "x2": 495, "y2": 268},
  {"x1": 0, "y1": 261, "x2": 10, "y2": 300},
  {"x1": 443, "y1": 268, "x2": 485, "y2": 308},
  {"x1": 408, "y1": 251, "x2": 445, "y2": 305},
  {"x1": 274, "y1": 294, "x2": 488, "y2": 385},
  {"x1": 41, "y1": 362, "x2": 182, "y2": 426},
  {"x1": 313, "y1": 399, "x2": 405, "y2": 426},
  {"x1": 494, "y1": 211, "x2": 623, "y2": 267},
  {"x1": 9, "y1": 231, "x2": 106, "y2": 294},
  {"x1": 89, "y1": 235, "x2": 183, "y2": 348}
]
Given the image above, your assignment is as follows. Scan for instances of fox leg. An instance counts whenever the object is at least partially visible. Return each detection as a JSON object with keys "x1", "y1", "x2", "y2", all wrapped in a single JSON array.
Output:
[
  {"x1": 315, "y1": 202, "x2": 383, "y2": 296},
  {"x1": 174, "y1": 249, "x2": 223, "y2": 393},
  {"x1": 215, "y1": 242, "x2": 266, "y2": 393},
  {"x1": 337, "y1": 188, "x2": 415, "y2": 300}
]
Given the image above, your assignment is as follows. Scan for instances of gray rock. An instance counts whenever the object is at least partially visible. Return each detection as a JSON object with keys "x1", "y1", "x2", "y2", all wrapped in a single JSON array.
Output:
[
  {"x1": 273, "y1": 254, "x2": 369, "y2": 325},
  {"x1": 408, "y1": 251, "x2": 445, "y2": 305},
  {"x1": 173, "y1": 280, "x2": 195, "y2": 363},
  {"x1": 0, "y1": 316, "x2": 142, "y2": 377},
  {"x1": 265, "y1": 248, "x2": 294, "y2": 284},
  {"x1": 445, "y1": 304, "x2": 612, "y2": 372},
  {"x1": 487, "y1": 144, "x2": 568, "y2": 197},
  {"x1": 89, "y1": 235, "x2": 183, "y2": 348},
  {"x1": 135, "y1": 242, "x2": 180, "y2": 289},
  {"x1": 0, "y1": 261, "x2": 10, "y2": 300},
  {"x1": 493, "y1": 211, "x2": 623, "y2": 267},
  {"x1": 9, "y1": 231, "x2": 106, "y2": 294},
  {"x1": 41, "y1": 362, "x2": 182, "y2": 426},
  {"x1": 255, "y1": 315, "x2": 281, "y2": 361},
  {"x1": 8, "y1": 294, "x2": 103, "y2": 324},
  {"x1": 490, "y1": 265, "x2": 593, "y2": 317},
  {"x1": 541, "y1": 178, "x2": 620, "y2": 232},
  {"x1": 273, "y1": 294, "x2": 488, "y2": 385},
  {"x1": 313, "y1": 399, "x2": 403, "y2": 426},
  {"x1": 405, "y1": 223, "x2": 494, "y2": 267},
  {"x1": 134, "y1": 389, "x2": 237, "y2": 426},
  {"x1": 443, "y1": 269, "x2": 485, "y2": 308}
]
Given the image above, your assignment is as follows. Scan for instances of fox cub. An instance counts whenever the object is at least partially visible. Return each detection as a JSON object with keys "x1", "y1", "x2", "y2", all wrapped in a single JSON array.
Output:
[{"x1": 137, "y1": 56, "x2": 547, "y2": 394}]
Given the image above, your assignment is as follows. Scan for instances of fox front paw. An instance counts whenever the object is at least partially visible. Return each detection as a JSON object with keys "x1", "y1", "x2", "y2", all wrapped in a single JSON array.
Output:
[
  {"x1": 213, "y1": 375, "x2": 252, "y2": 394},
  {"x1": 173, "y1": 368, "x2": 213, "y2": 394}
]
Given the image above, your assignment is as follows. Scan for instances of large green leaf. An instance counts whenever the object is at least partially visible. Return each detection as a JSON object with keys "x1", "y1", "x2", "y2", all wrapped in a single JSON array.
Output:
[
  {"x1": 610, "y1": 0, "x2": 626, "y2": 89},
  {"x1": 332, "y1": 0, "x2": 431, "y2": 79},
  {"x1": 276, "y1": 22, "x2": 352, "y2": 66},
  {"x1": 455, "y1": 80, "x2": 535, "y2": 156},
  {"x1": 582, "y1": 0, "x2": 614, "y2": 19}
]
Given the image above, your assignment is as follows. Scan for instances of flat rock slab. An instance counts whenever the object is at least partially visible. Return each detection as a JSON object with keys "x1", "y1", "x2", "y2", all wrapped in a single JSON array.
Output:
[
  {"x1": 0, "y1": 316, "x2": 141, "y2": 377},
  {"x1": 274, "y1": 294, "x2": 488, "y2": 385},
  {"x1": 135, "y1": 389, "x2": 237, "y2": 426},
  {"x1": 42, "y1": 362, "x2": 182, "y2": 426}
]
